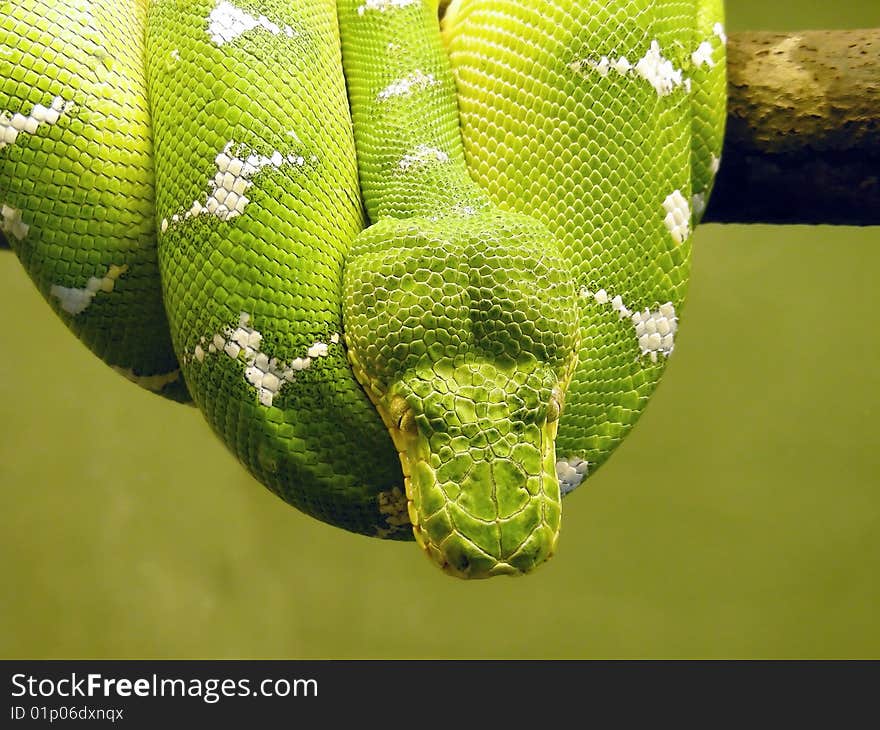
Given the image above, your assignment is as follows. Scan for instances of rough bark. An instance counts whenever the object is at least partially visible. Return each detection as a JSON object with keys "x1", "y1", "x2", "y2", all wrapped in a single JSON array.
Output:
[
  {"x1": 705, "y1": 29, "x2": 880, "y2": 225},
  {"x1": 2, "y1": 28, "x2": 878, "y2": 251}
]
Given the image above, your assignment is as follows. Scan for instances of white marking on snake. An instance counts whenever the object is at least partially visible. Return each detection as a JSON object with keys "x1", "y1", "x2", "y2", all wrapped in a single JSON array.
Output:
[
  {"x1": 0, "y1": 204, "x2": 28, "y2": 240},
  {"x1": 632, "y1": 303, "x2": 678, "y2": 361},
  {"x1": 112, "y1": 367, "x2": 182, "y2": 393},
  {"x1": 197, "y1": 314, "x2": 339, "y2": 407},
  {"x1": 581, "y1": 289, "x2": 678, "y2": 363},
  {"x1": 399, "y1": 145, "x2": 449, "y2": 171},
  {"x1": 50, "y1": 264, "x2": 128, "y2": 316},
  {"x1": 208, "y1": 0, "x2": 295, "y2": 45},
  {"x1": 714, "y1": 23, "x2": 728, "y2": 46},
  {"x1": 570, "y1": 55, "x2": 631, "y2": 77},
  {"x1": 691, "y1": 41, "x2": 716, "y2": 68},
  {"x1": 571, "y1": 41, "x2": 685, "y2": 96},
  {"x1": 357, "y1": 0, "x2": 416, "y2": 15},
  {"x1": 0, "y1": 97, "x2": 73, "y2": 150},
  {"x1": 662, "y1": 190, "x2": 691, "y2": 244},
  {"x1": 710, "y1": 155, "x2": 721, "y2": 175},
  {"x1": 453, "y1": 202, "x2": 483, "y2": 217},
  {"x1": 556, "y1": 457, "x2": 589, "y2": 496},
  {"x1": 636, "y1": 41, "x2": 686, "y2": 96},
  {"x1": 378, "y1": 70, "x2": 437, "y2": 101},
  {"x1": 168, "y1": 141, "x2": 306, "y2": 226},
  {"x1": 376, "y1": 486, "x2": 411, "y2": 538}
]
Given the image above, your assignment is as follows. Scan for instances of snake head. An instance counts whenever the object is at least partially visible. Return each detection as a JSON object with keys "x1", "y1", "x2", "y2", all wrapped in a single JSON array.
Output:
[{"x1": 343, "y1": 212, "x2": 580, "y2": 578}]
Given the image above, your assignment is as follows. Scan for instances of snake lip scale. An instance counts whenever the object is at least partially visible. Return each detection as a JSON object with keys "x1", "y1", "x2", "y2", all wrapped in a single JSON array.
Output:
[{"x1": 0, "y1": 0, "x2": 726, "y2": 578}]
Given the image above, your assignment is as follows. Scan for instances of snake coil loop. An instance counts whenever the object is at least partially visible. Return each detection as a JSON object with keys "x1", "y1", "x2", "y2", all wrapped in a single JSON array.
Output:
[{"x1": 0, "y1": 0, "x2": 726, "y2": 577}]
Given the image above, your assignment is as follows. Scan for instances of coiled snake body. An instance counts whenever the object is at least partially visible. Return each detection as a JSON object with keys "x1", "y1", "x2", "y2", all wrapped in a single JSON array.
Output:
[{"x1": 1, "y1": 0, "x2": 726, "y2": 578}]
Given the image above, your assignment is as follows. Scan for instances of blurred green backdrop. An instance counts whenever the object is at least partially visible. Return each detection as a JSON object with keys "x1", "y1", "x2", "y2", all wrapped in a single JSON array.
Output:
[{"x1": 1, "y1": 1, "x2": 878, "y2": 659}]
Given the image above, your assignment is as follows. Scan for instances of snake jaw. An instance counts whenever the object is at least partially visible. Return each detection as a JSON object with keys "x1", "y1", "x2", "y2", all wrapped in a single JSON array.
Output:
[
  {"x1": 349, "y1": 342, "x2": 565, "y2": 579},
  {"x1": 352, "y1": 360, "x2": 564, "y2": 579}
]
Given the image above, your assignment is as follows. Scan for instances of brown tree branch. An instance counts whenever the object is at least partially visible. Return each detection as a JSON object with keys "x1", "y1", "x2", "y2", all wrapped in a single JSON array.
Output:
[
  {"x1": 1, "y1": 28, "x2": 878, "y2": 251},
  {"x1": 705, "y1": 29, "x2": 880, "y2": 225}
]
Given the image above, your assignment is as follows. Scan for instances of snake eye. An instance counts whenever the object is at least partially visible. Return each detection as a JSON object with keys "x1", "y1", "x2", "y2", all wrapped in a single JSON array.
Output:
[
  {"x1": 547, "y1": 388, "x2": 564, "y2": 423},
  {"x1": 398, "y1": 408, "x2": 417, "y2": 433},
  {"x1": 389, "y1": 395, "x2": 418, "y2": 433}
]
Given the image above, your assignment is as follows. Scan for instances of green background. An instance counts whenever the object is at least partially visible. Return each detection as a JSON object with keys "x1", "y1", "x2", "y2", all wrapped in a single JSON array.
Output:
[{"x1": 1, "y1": 1, "x2": 878, "y2": 659}]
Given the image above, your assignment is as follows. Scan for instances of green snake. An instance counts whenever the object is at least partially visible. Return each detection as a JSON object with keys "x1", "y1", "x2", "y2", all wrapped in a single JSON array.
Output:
[{"x1": 1, "y1": 0, "x2": 726, "y2": 578}]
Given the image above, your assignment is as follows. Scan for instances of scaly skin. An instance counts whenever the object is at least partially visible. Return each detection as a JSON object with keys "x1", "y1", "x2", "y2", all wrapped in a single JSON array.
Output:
[
  {"x1": 0, "y1": 0, "x2": 185, "y2": 399},
  {"x1": 443, "y1": 0, "x2": 726, "y2": 478},
  {"x1": 691, "y1": 0, "x2": 727, "y2": 221},
  {"x1": 145, "y1": 0, "x2": 403, "y2": 536},
  {"x1": 338, "y1": 0, "x2": 580, "y2": 577},
  {"x1": 0, "y1": 0, "x2": 726, "y2": 577}
]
